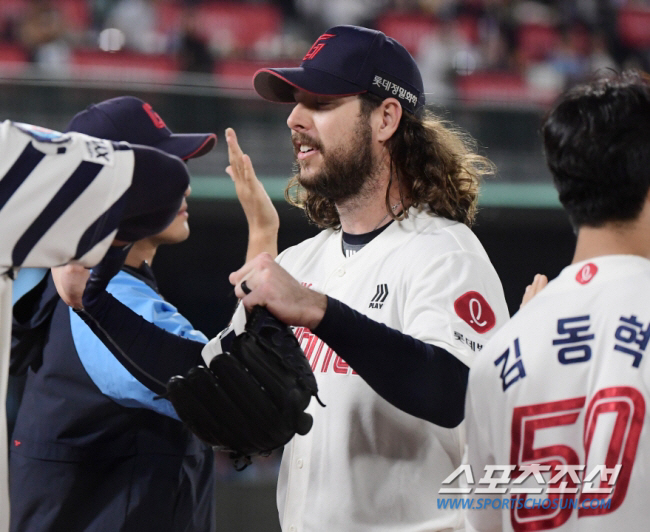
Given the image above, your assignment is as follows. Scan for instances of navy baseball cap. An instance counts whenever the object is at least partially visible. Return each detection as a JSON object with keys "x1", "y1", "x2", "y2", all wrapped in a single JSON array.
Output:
[
  {"x1": 65, "y1": 96, "x2": 216, "y2": 160},
  {"x1": 253, "y1": 25, "x2": 425, "y2": 114}
]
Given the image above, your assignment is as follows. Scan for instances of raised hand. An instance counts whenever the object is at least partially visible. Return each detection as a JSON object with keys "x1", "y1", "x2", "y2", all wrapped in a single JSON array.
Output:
[{"x1": 225, "y1": 127, "x2": 279, "y2": 260}]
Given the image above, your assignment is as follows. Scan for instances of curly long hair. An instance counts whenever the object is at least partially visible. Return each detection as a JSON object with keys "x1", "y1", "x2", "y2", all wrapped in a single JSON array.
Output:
[{"x1": 285, "y1": 93, "x2": 495, "y2": 229}]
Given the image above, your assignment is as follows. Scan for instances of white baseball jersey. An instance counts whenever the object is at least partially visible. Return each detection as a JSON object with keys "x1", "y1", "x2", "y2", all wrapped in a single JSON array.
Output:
[
  {"x1": 466, "y1": 255, "x2": 650, "y2": 532},
  {"x1": 0, "y1": 120, "x2": 135, "y2": 532},
  {"x1": 274, "y1": 207, "x2": 509, "y2": 532}
]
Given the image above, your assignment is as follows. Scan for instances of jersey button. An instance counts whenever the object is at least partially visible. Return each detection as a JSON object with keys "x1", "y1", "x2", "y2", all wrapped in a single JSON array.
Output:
[
  {"x1": 336, "y1": 268, "x2": 345, "y2": 277},
  {"x1": 290, "y1": 526, "x2": 296, "y2": 532},
  {"x1": 297, "y1": 458, "x2": 304, "y2": 469}
]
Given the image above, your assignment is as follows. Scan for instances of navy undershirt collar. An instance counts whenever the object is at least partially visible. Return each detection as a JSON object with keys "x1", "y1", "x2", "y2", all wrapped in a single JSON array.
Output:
[
  {"x1": 341, "y1": 220, "x2": 394, "y2": 257},
  {"x1": 342, "y1": 220, "x2": 394, "y2": 246}
]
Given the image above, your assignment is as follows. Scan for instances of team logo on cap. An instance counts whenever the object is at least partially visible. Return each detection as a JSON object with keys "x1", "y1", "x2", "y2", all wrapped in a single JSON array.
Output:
[
  {"x1": 576, "y1": 263, "x2": 598, "y2": 285},
  {"x1": 142, "y1": 103, "x2": 166, "y2": 129},
  {"x1": 303, "y1": 33, "x2": 335, "y2": 61},
  {"x1": 454, "y1": 291, "x2": 496, "y2": 334}
]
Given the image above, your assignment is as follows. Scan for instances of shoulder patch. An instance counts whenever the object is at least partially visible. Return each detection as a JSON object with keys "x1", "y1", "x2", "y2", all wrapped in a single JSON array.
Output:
[
  {"x1": 14, "y1": 122, "x2": 68, "y2": 143},
  {"x1": 575, "y1": 263, "x2": 598, "y2": 285},
  {"x1": 454, "y1": 291, "x2": 496, "y2": 334}
]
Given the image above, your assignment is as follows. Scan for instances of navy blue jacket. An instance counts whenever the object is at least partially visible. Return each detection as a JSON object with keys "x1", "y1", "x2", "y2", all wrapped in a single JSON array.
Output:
[{"x1": 10, "y1": 265, "x2": 216, "y2": 532}]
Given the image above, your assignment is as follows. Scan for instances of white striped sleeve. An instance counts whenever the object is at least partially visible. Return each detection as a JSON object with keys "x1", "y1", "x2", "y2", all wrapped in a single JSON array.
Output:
[{"x1": 0, "y1": 120, "x2": 134, "y2": 271}]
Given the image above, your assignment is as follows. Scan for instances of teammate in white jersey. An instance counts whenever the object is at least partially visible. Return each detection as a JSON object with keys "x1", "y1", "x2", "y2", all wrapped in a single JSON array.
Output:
[
  {"x1": 0, "y1": 119, "x2": 190, "y2": 532},
  {"x1": 205, "y1": 25, "x2": 509, "y2": 531},
  {"x1": 465, "y1": 70, "x2": 650, "y2": 531}
]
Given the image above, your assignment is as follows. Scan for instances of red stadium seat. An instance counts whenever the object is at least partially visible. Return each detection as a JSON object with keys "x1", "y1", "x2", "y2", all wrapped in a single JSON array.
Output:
[
  {"x1": 455, "y1": 71, "x2": 529, "y2": 105},
  {"x1": 70, "y1": 49, "x2": 179, "y2": 82},
  {"x1": 0, "y1": 0, "x2": 25, "y2": 44},
  {"x1": 0, "y1": 42, "x2": 27, "y2": 61},
  {"x1": 455, "y1": 15, "x2": 480, "y2": 45},
  {"x1": 156, "y1": 2, "x2": 282, "y2": 56},
  {"x1": 0, "y1": 0, "x2": 26, "y2": 22},
  {"x1": 517, "y1": 23, "x2": 560, "y2": 62},
  {"x1": 618, "y1": 7, "x2": 650, "y2": 49},
  {"x1": 59, "y1": 0, "x2": 90, "y2": 33},
  {"x1": 0, "y1": 43, "x2": 28, "y2": 75},
  {"x1": 376, "y1": 11, "x2": 439, "y2": 56}
]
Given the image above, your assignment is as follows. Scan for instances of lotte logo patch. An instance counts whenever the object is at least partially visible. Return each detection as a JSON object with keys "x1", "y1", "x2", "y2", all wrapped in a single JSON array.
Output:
[
  {"x1": 454, "y1": 291, "x2": 496, "y2": 334},
  {"x1": 576, "y1": 263, "x2": 598, "y2": 284}
]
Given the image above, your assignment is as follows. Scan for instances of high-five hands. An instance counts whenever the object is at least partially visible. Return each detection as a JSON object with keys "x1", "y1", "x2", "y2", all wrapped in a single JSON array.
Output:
[{"x1": 225, "y1": 128, "x2": 279, "y2": 260}]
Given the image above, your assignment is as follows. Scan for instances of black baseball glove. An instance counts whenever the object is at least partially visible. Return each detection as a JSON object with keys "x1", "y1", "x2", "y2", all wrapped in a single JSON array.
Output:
[{"x1": 166, "y1": 306, "x2": 321, "y2": 469}]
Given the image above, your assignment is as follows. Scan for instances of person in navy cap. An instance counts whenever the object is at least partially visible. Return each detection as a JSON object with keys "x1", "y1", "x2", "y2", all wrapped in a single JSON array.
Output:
[
  {"x1": 8, "y1": 97, "x2": 278, "y2": 532},
  {"x1": 65, "y1": 96, "x2": 216, "y2": 160},
  {"x1": 217, "y1": 25, "x2": 509, "y2": 531}
]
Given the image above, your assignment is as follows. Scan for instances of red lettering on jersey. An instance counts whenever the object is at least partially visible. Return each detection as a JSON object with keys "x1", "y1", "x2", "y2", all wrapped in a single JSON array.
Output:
[
  {"x1": 321, "y1": 347, "x2": 334, "y2": 372},
  {"x1": 576, "y1": 263, "x2": 598, "y2": 285},
  {"x1": 303, "y1": 33, "x2": 335, "y2": 61},
  {"x1": 142, "y1": 103, "x2": 166, "y2": 129},
  {"x1": 309, "y1": 340, "x2": 327, "y2": 371},
  {"x1": 333, "y1": 356, "x2": 351, "y2": 375},
  {"x1": 13, "y1": 440, "x2": 21, "y2": 447},
  {"x1": 454, "y1": 291, "x2": 496, "y2": 334},
  {"x1": 294, "y1": 327, "x2": 357, "y2": 374}
]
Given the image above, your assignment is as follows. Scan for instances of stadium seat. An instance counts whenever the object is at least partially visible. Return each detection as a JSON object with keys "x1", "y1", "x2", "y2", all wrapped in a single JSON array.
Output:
[
  {"x1": 0, "y1": 43, "x2": 28, "y2": 75},
  {"x1": 618, "y1": 7, "x2": 650, "y2": 49},
  {"x1": 70, "y1": 49, "x2": 179, "y2": 82},
  {"x1": 517, "y1": 23, "x2": 560, "y2": 62},
  {"x1": 455, "y1": 71, "x2": 529, "y2": 105},
  {"x1": 0, "y1": 0, "x2": 26, "y2": 27},
  {"x1": 156, "y1": 2, "x2": 283, "y2": 57},
  {"x1": 455, "y1": 15, "x2": 480, "y2": 45},
  {"x1": 376, "y1": 11, "x2": 439, "y2": 56},
  {"x1": 59, "y1": 0, "x2": 90, "y2": 33}
]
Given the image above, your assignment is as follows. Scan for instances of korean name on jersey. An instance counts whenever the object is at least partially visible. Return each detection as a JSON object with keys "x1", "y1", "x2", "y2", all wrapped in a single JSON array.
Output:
[{"x1": 466, "y1": 255, "x2": 650, "y2": 531}]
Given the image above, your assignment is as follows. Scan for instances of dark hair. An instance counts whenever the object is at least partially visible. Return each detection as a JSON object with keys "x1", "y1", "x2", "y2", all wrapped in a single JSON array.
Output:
[
  {"x1": 285, "y1": 94, "x2": 494, "y2": 229},
  {"x1": 542, "y1": 70, "x2": 650, "y2": 228}
]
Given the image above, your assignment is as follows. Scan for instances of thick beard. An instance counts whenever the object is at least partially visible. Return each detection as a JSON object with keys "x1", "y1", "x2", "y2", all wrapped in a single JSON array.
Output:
[{"x1": 293, "y1": 115, "x2": 377, "y2": 203}]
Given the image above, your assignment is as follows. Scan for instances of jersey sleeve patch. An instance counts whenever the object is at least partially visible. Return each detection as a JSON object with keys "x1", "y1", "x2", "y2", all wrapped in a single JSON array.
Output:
[
  {"x1": 14, "y1": 122, "x2": 68, "y2": 143},
  {"x1": 454, "y1": 291, "x2": 496, "y2": 333}
]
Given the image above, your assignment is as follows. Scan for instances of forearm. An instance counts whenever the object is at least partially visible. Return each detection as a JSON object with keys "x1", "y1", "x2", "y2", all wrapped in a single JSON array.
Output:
[
  {"x1": 76, "y1": 290, "x2": 205, "y2": 395},
  {"x1": 246, "y1": 227, "x2": 278, "y2": 261},
  {"x1": 313, "y1": 297, "x2": 469, "y2": 427}
]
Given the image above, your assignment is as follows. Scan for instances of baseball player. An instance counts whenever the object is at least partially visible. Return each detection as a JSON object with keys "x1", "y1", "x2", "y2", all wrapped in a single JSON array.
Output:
[
  {"x1": 465, "y1": 70, "x2": 650, "y2": 531},
  {"x1": 0, "y1": 118, "x2": 190, "y2": 532},
  {"x1": 208, "y1": 25, "x2": 510, "y2": 531}
]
